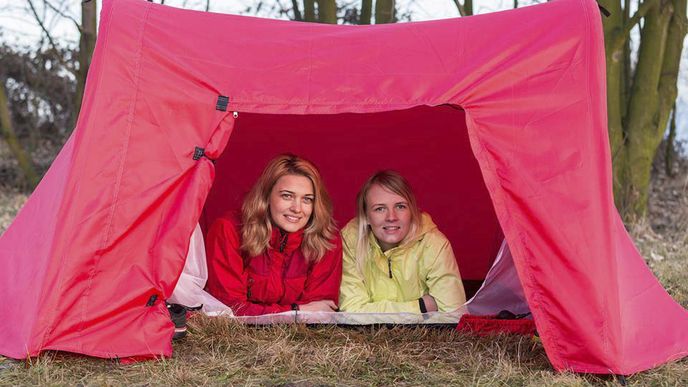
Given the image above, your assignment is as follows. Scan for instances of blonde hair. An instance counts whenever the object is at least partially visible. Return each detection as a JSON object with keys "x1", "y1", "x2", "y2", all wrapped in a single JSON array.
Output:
[
  {"x1": 241, "y1": 154, "x2": 336, "y2": 262},
  {"x1": 354, "y1": 171, "x2": 422, "y2": 274}
]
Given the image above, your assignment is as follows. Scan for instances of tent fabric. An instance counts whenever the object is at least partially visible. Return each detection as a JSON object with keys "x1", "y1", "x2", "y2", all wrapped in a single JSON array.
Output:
[
  {"x1": 465, "y1": 240, "x2": 529, "y2": 316},
  {"x1": 167, "y1": 223, "x2": 207, "y2": 308},
  {"x1": 0, "y1": 0, "x2": 685, "y2": 374}
]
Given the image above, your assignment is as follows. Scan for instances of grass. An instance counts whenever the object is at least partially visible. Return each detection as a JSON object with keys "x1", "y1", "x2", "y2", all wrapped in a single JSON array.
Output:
[{"x1": 1, "y1": 193, "x2": 687, "y2": 386}]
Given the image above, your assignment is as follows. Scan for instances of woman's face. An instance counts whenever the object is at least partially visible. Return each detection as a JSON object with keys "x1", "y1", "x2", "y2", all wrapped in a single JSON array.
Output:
[
  {"x1": 269, "y1": 174, "x2": 315, "y2": 233},
  {"x1": 365, "y1": 184, "x2": 412, "y2": 251}
]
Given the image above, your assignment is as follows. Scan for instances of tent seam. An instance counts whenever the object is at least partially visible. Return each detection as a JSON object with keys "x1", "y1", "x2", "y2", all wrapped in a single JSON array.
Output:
[
  {"x1": 74, "y1": 1, "x2": 153, "y2": 346},
  {"x1": 580, "y1": 0, "x2": 617, "y2": 373}
]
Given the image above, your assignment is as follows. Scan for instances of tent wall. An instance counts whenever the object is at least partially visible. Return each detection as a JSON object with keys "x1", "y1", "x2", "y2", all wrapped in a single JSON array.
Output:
[{"x1": 0, "y1": 0, "x2": 236, "y2": 358}]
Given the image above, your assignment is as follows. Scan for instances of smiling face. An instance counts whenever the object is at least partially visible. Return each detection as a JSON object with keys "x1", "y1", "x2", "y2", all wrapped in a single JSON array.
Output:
[
  {"x1": 269, "y1": 174, "x2": 315, "y2": 233},
  {"x1": 365, "y1": 183, "x2": 412, "y2": 251}
]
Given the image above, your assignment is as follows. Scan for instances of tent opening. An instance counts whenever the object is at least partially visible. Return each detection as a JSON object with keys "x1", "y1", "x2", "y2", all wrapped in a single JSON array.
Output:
[{"x1": 201, "y1": 105, "x2": 503, "y2": 297}]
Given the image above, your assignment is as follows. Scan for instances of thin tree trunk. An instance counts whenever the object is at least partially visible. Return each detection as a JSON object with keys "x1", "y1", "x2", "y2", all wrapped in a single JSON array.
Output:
[
  {"x1": 74, "y1": 0, "x2": 97, "y2": 128},
  {"x1": 665, "y1": 103, "x2": 677, "y2": 177},
  {"x1": 0, "y1": 82, "x2": 39, "y2": 189},
  {"x1": 316, "y1": 0, "x2": 336, "y2": 23},
  {"x1": 360, "y1": 0, "x2": 373, "y2": 24},
  {"x1": 375, "y1": 0, "x2": 395, "y2": 24},
  {"x1": 657, "y1": 0, "x2": 686, "y2": 177},
  {"x1": 291, "y1": 0, "x2": 302, "y2": 21},
  {"x1": 600, "y1": 0, "x2": 626, "y2": 193},
  {"x1": 622, "y1": 0, "x2": 631, "y2": 120},
  {"x1": 451, "y1": 0, "x2": 473, "y2": 16},
  {"x1": 514, "y1": 0, "x2": 518, "y2": 8},
  {"x1": 304, "y1": 0, "x2": 316, "y2": 22},
  {"x1": 464, "y1": 0, "x2": 473, "y2": 15}
]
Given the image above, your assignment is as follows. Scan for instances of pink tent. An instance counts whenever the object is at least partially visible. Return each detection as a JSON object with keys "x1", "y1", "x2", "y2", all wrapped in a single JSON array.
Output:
[{"x1": 0, "y1": 0, "x2": 686, "y2": 374}]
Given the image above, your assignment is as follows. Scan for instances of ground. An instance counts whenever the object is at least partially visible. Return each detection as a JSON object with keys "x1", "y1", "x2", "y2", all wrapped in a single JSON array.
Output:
[{"x1": 0, "y1": 141, "x2": 686, "y2": 386}]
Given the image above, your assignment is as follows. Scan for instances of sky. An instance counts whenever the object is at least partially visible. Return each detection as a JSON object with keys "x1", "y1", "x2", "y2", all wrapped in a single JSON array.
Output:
[{"x1": 0, "y1": 0, "x2": 686, "y2": 143}]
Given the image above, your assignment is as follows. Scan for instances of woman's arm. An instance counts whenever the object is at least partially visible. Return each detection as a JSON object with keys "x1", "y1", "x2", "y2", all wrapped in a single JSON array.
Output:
[
  {"x1": 423, "y1": 232, "x2": 466, "y2": 312},
  {"x1": 298, "y1": 235, "x2": 343, "y2": 306},
  {"x1": 204, "y1": 217, "x2": 291, "y2": 316},
  {"x1": 339, "y1": 236, "x2": 420, "y2": 313}
]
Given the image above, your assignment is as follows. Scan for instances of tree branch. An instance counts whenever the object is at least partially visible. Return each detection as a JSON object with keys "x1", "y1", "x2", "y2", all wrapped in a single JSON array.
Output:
[
  {"x1": 291, "y1": 0, "x2": 302, "y2": 20},
  {"x1": 26, "y1": 0, "x2": 60, "y2": 52},
  {"x1": 612, "y1": 0, "x2": 661, "y2": 52},
  {"x1": 452, "y1": 0, "x2": 466, "y2": 17},
  {"x1": 43, "y1": 0, "x2": 81, "y2": 32}
]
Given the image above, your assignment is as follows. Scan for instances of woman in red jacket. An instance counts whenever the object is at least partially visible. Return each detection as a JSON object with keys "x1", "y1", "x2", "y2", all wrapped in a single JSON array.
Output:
[{"x1": 204, "y1": 154, "x2": 342, "y2": 316}]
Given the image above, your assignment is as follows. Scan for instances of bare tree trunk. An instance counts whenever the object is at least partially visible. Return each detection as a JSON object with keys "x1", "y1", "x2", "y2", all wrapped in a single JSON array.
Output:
[
  {"x1": 74, "y1": 0, "x2": 97, "y2": 128},
  {"x1": 0, "y1": 82, "x2": 39, "y2": 189},
  {"x1": 599, "y1": 0, "x2": 627, "y2": 195},
  {"x1": 316, "y1": 0, "x2": 336, "y2": 23},
  {"x1": 360, "y1": 0, "x2": 373, "y2": 24},
  {"x1": 665, "y1": 103, "x2": 677, "y2": 177},
  {"x1": 452, "y1": 0, "x2": 473, "y2": 17},
  {"x1": 514, "y1": 0, "x2": 518, "y2": 8},
  {"x1": 304, "y1": 0, "x2": 316, "y2": 22},
  {"x1": 617, "y1": 2, "x2": 672, "y2": 219},
  {"x1": 291, "y1": 0, "x2": 303, "y2": 20},
  {"x1": 599, "y1": 0, "x2": 686, "y2": 220},
  {"x1": 375, "y1": 0, "x2": 395, "y2": 24}
]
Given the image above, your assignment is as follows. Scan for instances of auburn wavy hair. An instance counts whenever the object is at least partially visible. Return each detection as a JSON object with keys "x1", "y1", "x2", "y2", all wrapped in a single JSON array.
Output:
[
  {"x1": 354, "y1": 170, "x2": 422, "y2": 274},
  {"x1": 241, "y1": 154, "x2": 336, "y2": 262}
]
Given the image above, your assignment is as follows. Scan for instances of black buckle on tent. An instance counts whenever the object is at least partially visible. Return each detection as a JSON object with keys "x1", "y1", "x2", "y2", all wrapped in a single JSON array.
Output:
[
  {"x1": 146, "y1": 294, "x2": 158, "y2": 307},
  {"x1": 193, "y1": 146, "x2": 216, "y2": 163},
  {"x1": 216, "y1": 95, "x2": 229, "y2": 111}
]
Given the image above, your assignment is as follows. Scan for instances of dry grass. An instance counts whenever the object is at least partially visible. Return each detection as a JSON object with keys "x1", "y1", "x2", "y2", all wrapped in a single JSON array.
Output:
[
  {"x1": 1, "y1": 192, "x2": 687, "y2": 386},
  {"x1": 0, "y1": 318, "x2": 685, "y2": 386}
]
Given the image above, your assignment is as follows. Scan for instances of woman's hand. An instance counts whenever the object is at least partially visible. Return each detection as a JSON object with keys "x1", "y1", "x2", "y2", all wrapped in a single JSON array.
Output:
[
  {"x1": 421, "y1": 294, "x2": 438, "y2": 312},
  {"x1": 298, "y1": 300, "x2": 338, "y2": 312}
]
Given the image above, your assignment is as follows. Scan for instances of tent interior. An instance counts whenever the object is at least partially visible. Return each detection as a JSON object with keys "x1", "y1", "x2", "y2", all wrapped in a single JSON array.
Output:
[{"x1": 191, "y1": 104, "x2": 520, "y2": 321}]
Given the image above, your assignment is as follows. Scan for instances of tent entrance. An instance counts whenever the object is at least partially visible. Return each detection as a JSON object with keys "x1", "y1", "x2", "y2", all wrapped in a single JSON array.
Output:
[{"x1": 202, "y1": 105, "x2": 503, "y2": 295}]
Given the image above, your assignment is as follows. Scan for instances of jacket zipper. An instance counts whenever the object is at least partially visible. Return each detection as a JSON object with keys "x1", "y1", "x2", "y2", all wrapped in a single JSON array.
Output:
[
  {"x1": 387, "y1": 257, "x2": 392, "y2": 279},
  {"x1": 279, "y1": 230, "x2": 288, "y2": 253}
]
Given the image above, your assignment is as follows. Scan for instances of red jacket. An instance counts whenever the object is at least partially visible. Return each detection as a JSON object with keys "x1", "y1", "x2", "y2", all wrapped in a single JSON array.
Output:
[{"x1": 204, "y1": 214, "x2": 343, "y2": 316}]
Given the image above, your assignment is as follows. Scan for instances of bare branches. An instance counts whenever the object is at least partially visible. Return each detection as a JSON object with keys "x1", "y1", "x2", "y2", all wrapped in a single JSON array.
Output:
[
  {"x1": 41, "y1": 0, "x2": 81, "y2": 32},
  {"x1": 26, "y1": 0, "x2": 60, "y2": 53}
]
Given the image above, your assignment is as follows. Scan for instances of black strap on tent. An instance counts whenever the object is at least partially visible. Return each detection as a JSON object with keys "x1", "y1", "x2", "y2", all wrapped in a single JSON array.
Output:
[
  {"x1": 615, "y1": 375, "x2": 627, "y2": 386},
  {"x1": 596, "y1": 1, "x2": 611, "y2": 17},
  {"x1": 216, "y1": 95, "x2": 229, "y2": 111}
]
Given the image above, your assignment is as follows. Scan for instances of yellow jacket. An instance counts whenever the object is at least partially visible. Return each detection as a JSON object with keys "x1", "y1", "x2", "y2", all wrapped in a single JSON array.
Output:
[{"x1": 339, "y1": 213, "x2": 466, "y2": 313}]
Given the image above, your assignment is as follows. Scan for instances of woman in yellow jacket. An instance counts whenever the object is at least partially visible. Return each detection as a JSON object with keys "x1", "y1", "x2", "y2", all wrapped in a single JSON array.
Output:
[{"x1": 339, "y1": 171, "x2": 466, "y2": 313}]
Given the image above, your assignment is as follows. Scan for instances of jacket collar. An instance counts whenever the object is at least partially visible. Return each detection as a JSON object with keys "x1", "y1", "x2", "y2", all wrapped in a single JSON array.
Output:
[{"x1": 269, "y1": 225, "x2": 304, "y2": 254}]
